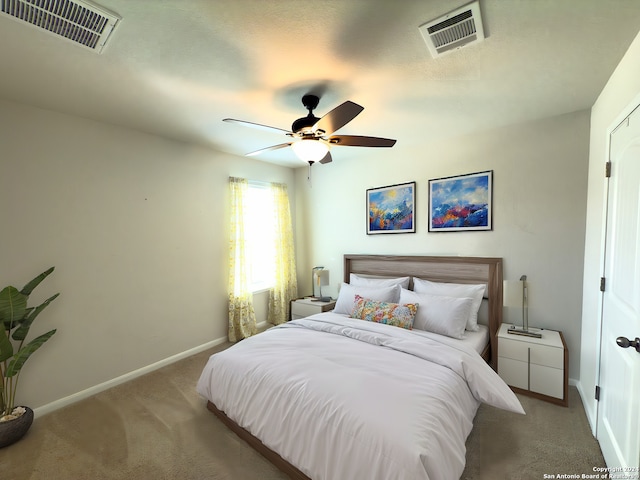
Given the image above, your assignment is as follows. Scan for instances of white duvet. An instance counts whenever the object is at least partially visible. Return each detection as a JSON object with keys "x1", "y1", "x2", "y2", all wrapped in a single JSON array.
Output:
[{"x1": 197, "y1": 313, "x2": 524, "y2": 480}]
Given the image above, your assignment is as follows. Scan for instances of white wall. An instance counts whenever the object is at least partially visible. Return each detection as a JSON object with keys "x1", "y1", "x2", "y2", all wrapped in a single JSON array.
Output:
[
  {"x1": 296, "y1": 110, "x2": 590, "y2": 381},
  {"x1": 579, "y1": 30, "x2": 640, "y2": 432},
  {"x1": 0, "y1": 98, "x2": 295, "y2": 411},
  {"x1": 0, "y1": 89, "x2": 600, "y2": 412}
]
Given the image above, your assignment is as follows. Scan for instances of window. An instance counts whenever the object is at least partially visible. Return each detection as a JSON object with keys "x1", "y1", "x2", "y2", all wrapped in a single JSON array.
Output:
[{"x1": 245, "y1": 183, "x2": 276, "y2": 292}]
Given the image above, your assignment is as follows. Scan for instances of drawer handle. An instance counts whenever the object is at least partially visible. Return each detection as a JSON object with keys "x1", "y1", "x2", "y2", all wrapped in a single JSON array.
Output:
[{"x1": 616, "y1": 336, "x2": 640, "y2": 353}]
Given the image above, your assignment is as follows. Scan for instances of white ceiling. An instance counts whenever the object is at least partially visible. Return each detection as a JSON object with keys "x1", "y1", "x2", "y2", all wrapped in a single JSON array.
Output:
[{"x1": 1, "y1": 0, "x2": 639, "y2": 168}]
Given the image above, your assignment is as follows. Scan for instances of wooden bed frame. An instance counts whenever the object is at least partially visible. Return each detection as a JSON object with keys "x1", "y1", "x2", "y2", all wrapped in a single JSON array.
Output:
[
  {"x1": 344, "y1": 254, "x2": 503, "y2": 369},
  {"x1": 206, "y1": 254, "x2": 504, "y2": 480}
]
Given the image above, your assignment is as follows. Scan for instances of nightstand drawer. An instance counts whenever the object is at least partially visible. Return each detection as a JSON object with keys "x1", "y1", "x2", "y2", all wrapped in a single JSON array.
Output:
[
  {"x1": 530, "y1": 364, "x2": 564, "y2": 399},
  {"x1": 498, "y1": 338, "x2": 563, "y2": 369},
  {"x1": 290, "y1": 299, "x2": 336, "y2": 320},
  {"x1": 498, "y1": 337, "x2": 528, "y2": 362},
  {"x1": 497, "y1": 357, "x2": 529, "y2": 390},
  {"x1": 291, "y1": 302, "x2": 324, "y2": 318},
  {"x1": 529, "y1": 344, "x2": 563, "y2": 369}
]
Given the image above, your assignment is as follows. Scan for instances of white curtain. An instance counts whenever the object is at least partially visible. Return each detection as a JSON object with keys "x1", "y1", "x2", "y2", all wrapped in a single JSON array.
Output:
[{"x1": 227, "y1": 177, "x2": 257, "y2": 342}]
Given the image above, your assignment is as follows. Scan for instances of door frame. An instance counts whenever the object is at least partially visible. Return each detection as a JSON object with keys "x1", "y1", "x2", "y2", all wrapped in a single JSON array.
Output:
[{"x1": 595, "y1": 95, "x2": 640, "y2": 439}]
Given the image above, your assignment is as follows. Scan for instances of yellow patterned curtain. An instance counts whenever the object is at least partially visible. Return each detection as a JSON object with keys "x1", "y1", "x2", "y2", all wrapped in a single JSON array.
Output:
[
  {"x1": 268, "y1": 182, "x2": 298, "y2": 325},
  {"x1": 228, "y1": 177, "x2": 257, "y2": 342}
]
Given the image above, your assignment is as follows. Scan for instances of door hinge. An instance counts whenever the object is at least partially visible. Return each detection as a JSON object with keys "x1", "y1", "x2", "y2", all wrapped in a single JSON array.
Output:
[
  {"x1": 605, "y1": 161, "x2": 612, "y2": 178},
  {"x1": 595, "y1": 385, "x2": 601, "y2": 401},
  {"x1": 600, "y1": 277, "x2": 606, "y2": 292}
]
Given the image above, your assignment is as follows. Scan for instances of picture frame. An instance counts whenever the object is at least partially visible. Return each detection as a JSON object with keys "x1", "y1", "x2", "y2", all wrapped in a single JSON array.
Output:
[
  {"x1": 428, "y1": 170, "x2": 493, "y2": 232},
  {"x1": 366, "y1": 181, "x2": 416, "y2": 234}
]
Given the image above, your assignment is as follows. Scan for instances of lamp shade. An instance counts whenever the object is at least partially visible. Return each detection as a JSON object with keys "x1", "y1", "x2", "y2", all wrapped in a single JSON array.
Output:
[
  {"x1": 292, "y1": 139, "x2": 329, "y2": 162},
  {"x1": 314, "y1": 269, "x2": 330, "y2": 287},
  {"x1": 503, "y1": 279, "x2": 524, "y2": 307},
  {"x1": 311, "y1": 266, "x2": 331, "y2": 301},
  {"x1": 503, "y1": 275, "x2": 539, "y2": 337}
]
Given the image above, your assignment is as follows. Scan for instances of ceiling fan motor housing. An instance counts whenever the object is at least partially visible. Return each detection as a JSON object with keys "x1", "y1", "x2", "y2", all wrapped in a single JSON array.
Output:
[
  {"x1": 292, "y1": 114, "x2": 320, "y2": 133},
  {"x1": 292, "y1": 94, "x2": 322, "y2": 133}
]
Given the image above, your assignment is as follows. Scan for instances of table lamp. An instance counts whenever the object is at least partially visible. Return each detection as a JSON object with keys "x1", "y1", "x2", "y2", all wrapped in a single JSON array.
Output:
[
  {"x1": 312, "y1": 266, "x2": 331, "y2": 302},
  {"x1": 504, "y1": 275, "x2": 542, "y2": 338}
]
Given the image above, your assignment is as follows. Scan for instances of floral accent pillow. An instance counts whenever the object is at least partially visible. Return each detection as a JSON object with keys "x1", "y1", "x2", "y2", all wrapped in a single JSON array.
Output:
[{"x1": 350, "y1": 295, "x2": 418, "y2": 330}]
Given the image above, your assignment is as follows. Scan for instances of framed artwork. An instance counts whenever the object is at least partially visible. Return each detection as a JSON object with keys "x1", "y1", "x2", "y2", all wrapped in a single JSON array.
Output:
[
  {"x1": 428, "y1": 170, "x2": 493, "y2": 232},
  {"x1": 367, "y1": 182, "x2": 416, "y2": 234}
]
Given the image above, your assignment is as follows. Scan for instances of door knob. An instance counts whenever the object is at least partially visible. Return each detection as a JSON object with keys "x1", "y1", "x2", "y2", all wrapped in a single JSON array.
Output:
[{"x1": 616, "y1": 336, "x2": 640, "y2": 353}]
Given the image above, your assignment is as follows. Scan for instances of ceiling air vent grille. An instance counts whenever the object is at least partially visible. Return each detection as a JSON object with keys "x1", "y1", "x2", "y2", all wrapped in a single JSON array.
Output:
[
  {"x1": 0, "y1": 0, "x2": 120, "y2": 53},
  {"x1": 419, "y1": 1, "x2": 484, "y2": 58}
]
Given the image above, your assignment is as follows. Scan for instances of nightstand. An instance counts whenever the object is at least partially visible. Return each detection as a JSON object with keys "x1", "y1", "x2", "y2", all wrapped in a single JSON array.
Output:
[
  {"x1": 497, "y1": 323, "x2": 568, "y2": 407},
  {"x1": 291, "y1": 298, "x2": 336, "y2": 320}
]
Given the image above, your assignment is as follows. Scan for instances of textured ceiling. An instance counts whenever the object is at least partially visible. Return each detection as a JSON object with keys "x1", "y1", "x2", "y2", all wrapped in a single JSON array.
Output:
[{"x1": 1, "y1": 0, "x2": 639, "y2": 167}]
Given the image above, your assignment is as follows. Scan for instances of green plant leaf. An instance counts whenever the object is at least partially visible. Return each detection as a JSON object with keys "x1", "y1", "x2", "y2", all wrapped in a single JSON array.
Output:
[
  {"x1": 0, "y1": 327, "x2": 14, "y2": 363},
  {"x1": 20, "y1": 267, "x2": 55, "y2": 296},
  {"x1": 5, "y1": 329, "x2": 56, "y2": 377},
  {"x1": 12, "y1": 293, "x2": 59, "y2": 342},
  {"x1": 0, "y1": 385, "x2": 5, "y2": 411},
  {"x1": 0, "y1": 286, "x2": 27, "y2": 328}
]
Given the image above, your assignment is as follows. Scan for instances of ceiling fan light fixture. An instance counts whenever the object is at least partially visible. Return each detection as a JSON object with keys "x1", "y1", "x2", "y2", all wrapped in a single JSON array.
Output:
[
  {"x1": 224, "y1": 94, "x2": 395, "y2": 165},
  {"x1": 292, "y1": 139, "x2": 329, "y2": 162}
]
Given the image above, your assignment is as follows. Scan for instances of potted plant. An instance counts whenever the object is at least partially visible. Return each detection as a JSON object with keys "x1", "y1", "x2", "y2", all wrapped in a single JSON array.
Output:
[{"x1": 0, "y1": 267, "x2": 58, "y2": 448}]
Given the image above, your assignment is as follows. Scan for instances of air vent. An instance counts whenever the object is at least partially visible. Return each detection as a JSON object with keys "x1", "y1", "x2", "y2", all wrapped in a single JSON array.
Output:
[
  {"x1": 0, "y1": 0, "x2": 120, "y2": 53},
  {"x1": 419, "y1": 1, "x2": 484, "y2": 58}
]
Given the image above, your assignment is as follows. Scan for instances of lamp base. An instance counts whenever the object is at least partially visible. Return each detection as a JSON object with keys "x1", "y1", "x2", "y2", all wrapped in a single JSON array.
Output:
[
  {"x1": 507, "y1": 327, "x2": 542, "y2": 338},
  {"x1": 311, "y1": 296, "x2": 332, "y2": 302}
]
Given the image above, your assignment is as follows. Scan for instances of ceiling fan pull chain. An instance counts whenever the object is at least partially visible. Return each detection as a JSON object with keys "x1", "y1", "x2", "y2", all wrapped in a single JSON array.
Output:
[{"x1": 307, "y1": 161, "x2": 314, "y2": 186}]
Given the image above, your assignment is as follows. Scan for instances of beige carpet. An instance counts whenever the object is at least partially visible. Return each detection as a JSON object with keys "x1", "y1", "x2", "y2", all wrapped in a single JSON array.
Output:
[
  {"x1": 461, "y1": 387, "x2": 605, "y2": 479},
  {"x1": 0, "y1": 343, "x2": 605, "y2": 480}
]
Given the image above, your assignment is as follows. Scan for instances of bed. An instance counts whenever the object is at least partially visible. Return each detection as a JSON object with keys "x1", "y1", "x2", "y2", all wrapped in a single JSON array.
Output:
[{"x1": 197, "y1": 255, "x2": 523, "y2": 480}]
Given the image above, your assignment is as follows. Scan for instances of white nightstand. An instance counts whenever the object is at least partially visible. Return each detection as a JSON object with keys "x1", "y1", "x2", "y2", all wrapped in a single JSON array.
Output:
[
  {"x1": 497, "y1": 323, "x2": 568, "y2": 407},
  {"x1": 291, "y1": 298, "x2": 336, "y2": 320}
]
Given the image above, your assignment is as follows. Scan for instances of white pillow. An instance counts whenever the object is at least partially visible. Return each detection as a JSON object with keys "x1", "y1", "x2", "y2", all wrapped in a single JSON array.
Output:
[
  {"x1": 333, "y1": 283, "x2": 401, "y2": 315},
  {"x1": 412, "y1": 278, "x2": 485, "y2": 331},
  {"x1": 399, "y1": 289, "x2": 472, "y2": 339},
  {"x1": 350, "y1": 273, "x2": 411, "y2": 289}
]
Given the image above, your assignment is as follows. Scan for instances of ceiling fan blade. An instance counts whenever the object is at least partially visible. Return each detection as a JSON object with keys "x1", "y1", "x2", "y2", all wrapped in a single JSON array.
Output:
[
  {"x1": 319, "y1": 151, "x2": 333, "y2": 164},
  {"x1": 328, "y1": 135, "x2": 396, "y2": 147},
  {"x1": 223, "y1": 118, "x2": 292, "y2": 136},
  {"x1": 246, "y1": 143, "x2": 293, "y2": 156},
  {"x1": 312, "y1": 101, "x2": 364, "y2": 136}
]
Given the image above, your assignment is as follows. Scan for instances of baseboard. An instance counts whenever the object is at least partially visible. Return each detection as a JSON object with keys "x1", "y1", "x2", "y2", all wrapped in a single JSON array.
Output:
[
  {"x1": 575, "y1": 380, "x2": 598, "y2": 436},
  {"x1": 33, "y1": 335, "x2": 228, "y2": 418}
]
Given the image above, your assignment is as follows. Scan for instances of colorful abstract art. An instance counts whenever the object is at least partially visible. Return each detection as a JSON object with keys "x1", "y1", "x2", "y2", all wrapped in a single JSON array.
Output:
[
  {"x1": 366, "y1": 182, "x2": 415, "y2": 234},
  {"x1": 428, "y1": 171, "x2": 493, "y2": 232}
]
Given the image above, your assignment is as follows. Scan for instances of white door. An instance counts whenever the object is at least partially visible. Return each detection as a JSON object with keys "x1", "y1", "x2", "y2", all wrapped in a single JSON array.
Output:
[{"x1": 597, "y1": 105, "x2": 640, "y2": 470}]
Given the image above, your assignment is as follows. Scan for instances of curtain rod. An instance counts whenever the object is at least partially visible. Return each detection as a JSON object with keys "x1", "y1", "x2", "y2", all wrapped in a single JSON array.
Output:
[{"x1": 228, "y1": 177, "x2": 288, "y2": 189}]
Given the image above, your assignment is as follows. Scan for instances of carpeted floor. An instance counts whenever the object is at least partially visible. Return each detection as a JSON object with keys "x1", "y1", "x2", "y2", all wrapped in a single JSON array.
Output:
[
  {"x1": 0, "y1": 342, "x2": 605, "y2": 480},
  {"x1": 461, "y1": 386, "x2": 605, "y2": 479}
]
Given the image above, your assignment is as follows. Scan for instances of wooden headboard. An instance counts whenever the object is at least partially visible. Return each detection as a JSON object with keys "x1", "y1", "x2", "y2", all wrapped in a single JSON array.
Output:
[{"x1": 344, "y1": 254, "x2": 503, "y2": 369}]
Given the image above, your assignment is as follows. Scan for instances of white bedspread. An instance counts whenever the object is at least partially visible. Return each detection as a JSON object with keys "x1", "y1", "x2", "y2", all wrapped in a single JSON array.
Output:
[{"x1": 197, "y1": 313, "x2": 524, "y2": 480}]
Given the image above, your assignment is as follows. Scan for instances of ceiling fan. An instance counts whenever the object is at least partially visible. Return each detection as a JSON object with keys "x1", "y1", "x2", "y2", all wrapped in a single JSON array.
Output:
[{"x1": 223, "y1": 94, "x2": 396, "y2": 165}]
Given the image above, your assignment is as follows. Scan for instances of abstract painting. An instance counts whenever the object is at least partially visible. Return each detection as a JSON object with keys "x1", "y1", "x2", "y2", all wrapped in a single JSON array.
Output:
[
  {"x1": 367, "y1": 182, "x2": 416, "y2": 234},
  {"x1": 428, "y1": 171, "x2": 492, "y2": 232}
]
